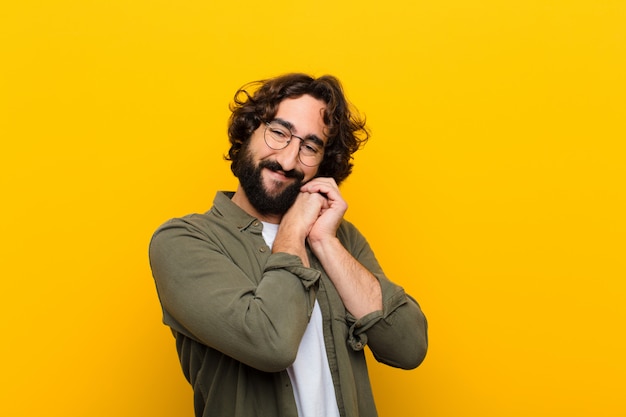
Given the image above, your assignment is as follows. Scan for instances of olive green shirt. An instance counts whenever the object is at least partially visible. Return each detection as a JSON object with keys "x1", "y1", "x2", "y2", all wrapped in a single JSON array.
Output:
[{"x1": 149, "y1": 192, "x2": 428, "y2": 417}]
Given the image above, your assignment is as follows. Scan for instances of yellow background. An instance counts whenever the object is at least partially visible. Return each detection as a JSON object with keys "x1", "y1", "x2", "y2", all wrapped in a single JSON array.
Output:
[{"x1": 1, "y1": 0, "x2": 625, "y2": 416}]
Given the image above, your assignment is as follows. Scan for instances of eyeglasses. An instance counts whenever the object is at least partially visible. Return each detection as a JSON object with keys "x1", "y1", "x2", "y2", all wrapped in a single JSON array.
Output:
[{"x1": 264, "y1": 121, "x2": 325, "y2": 167}]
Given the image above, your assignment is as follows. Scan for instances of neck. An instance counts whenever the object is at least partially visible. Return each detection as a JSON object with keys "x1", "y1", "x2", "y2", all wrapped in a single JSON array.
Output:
[{"x1": 231, "y1": 185, "x2": 283, "y2": 224}]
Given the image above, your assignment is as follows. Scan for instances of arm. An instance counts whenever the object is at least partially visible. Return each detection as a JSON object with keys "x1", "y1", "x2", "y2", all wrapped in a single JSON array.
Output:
[
  {"x1": 298, "y1": 178, "x2": 427, "y2": 368},
  {"x1": 338, "y1": 222, "x2": 428, "y2": 369},
  {"x1": 148, "y1": 215, "x2": 319, "y2": 372}
]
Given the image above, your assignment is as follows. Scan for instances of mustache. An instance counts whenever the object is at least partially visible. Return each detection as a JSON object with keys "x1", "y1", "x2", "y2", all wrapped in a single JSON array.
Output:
[{"x1": 259, "y1": 160, "x2": 305, "y2": 181}]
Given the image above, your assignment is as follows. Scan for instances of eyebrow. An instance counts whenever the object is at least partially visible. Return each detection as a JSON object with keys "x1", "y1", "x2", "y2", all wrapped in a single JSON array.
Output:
[{"x1": 273, "y1": 118, "x2": 326, "y2": 148}]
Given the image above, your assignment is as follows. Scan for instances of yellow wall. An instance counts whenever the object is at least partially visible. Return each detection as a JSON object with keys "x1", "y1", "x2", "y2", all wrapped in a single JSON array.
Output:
[{"x1": 2, "y1": 1, "x2": 624, "y2": 416}]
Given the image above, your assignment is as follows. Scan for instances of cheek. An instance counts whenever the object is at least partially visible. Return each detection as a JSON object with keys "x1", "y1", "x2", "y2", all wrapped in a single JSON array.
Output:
[
  {"x1": 303, "y1": 167, "x2": 319, "y2": 182},
  {"x1": 248, "y1": 131, "x2": 271, "y2": 158}
]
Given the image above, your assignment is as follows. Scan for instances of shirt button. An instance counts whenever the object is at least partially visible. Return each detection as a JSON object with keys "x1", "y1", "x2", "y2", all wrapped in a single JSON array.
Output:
[
  {"x1": 259, "y1": 246, "x2": 267, "y2": 253},
  {"x1": 253, "y1": 221, "x2": 260, "y2": 227}
]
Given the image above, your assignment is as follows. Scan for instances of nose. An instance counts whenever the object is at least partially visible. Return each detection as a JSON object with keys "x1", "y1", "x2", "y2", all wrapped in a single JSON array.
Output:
[{"x1": 274, "y1": 139, "x2": 301, "y2": 171}]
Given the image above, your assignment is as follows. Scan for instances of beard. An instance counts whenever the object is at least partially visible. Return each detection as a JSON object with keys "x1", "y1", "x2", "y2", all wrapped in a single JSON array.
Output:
[{"x1": 236, "y1": 149, "x2": 306, "y2": 216}]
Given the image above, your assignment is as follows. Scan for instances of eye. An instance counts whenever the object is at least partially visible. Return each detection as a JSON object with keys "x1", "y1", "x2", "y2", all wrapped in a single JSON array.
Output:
[
  {"x1": 270, "y1": 127, "x2": 289, "y2": 140},
  {"x1": 300, "y1": 140, "x2": 322, "y2": 155}
]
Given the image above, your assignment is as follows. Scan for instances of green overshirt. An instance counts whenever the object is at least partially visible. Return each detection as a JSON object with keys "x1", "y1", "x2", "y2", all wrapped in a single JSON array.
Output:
[{"x1": 149, "y1": 191, "x2": 428, "y2": 417}]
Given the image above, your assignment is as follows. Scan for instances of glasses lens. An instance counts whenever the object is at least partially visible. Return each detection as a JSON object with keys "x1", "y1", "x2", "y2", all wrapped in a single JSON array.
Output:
[
  {"x1": 298, "y1": 141, "x2": 323, "y2": 167},
  {"x1": 264, "y1": 122, "x2": 290, "y2": 150}
]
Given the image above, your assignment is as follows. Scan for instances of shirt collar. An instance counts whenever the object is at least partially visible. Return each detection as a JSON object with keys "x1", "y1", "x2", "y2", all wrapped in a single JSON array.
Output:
[{"x1": 211, "y1": 191, "x2": 260, "y2": 231}]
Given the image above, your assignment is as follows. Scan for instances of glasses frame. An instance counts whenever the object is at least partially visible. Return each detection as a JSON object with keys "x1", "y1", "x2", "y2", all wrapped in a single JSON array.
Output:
[{"x1": 263, "y1": 121, "x2": 324, "y2": 167}]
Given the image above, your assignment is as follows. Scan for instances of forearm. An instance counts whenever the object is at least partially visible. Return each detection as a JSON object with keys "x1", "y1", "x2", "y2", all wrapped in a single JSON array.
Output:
[
  {"x1": 272, "y1": 222, "x2": 310, "y2": 267},
  {"x1": 309, "y1": 236, "x2": 382, "y2": 319},
  {"x1": 331, "y1": 220, "x2": 428, "y2": 368}
]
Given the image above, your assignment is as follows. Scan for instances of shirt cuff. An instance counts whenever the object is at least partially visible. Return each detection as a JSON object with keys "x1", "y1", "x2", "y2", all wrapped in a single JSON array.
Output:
[
  {"x1": 346, "y1": 310, "x2": 383, "y2": 351},
  {"x1": 346, "y1": 285, "x2": 409, "y2": 351},
  {"x1": 264, "y1": 252, "x2": 321, "y2": 290}
]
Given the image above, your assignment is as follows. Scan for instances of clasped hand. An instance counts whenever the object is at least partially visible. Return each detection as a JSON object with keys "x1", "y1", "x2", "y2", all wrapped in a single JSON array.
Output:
[{"x1": 282, "y1": 177, "x2": 347, "y2": 245}]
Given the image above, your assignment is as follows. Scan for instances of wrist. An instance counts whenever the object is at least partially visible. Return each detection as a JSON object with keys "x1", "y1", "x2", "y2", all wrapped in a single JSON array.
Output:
[
  {"x1": 272, "y1": 227, "x2": 310, "y2": 267},
  {"x1": 308, "y1": 234, "x2": 340, "y2": 256}
]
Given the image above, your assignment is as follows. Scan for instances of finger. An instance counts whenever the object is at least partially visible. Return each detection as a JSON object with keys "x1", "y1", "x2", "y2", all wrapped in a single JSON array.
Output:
[
  {"x1": 302, "y1": 177, "x2": 337, "y2": 188},
  {"x1": 301, "y1": 178, "x2": 339, "y2": 195}
]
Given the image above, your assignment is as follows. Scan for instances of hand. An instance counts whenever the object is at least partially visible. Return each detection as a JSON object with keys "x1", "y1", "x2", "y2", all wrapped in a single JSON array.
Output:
[
  {"x1": 299, "y1": 177, "x2": 347, "y2": 245},
  {"x1": 280, "y1": 190, "x2": 328, "y2": 240},
  {"x1": 272, "y1": 178, "x2": 346, "y2": 267}
]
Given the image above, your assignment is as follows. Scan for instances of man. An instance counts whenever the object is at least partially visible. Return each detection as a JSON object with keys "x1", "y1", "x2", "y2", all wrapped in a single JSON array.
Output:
[{"x1": 149, "y1": 73, "x2": 428, "y2": 417}]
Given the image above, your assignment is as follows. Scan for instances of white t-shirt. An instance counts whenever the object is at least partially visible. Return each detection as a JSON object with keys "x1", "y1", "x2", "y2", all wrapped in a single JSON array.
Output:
[{"x1": 261, "y1": 222, "x2": 340, "y2": 417}]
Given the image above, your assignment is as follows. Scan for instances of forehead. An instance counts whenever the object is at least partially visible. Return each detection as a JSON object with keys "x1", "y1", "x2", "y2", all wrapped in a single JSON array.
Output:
[{"x1": 274, "y1": 95, "x2": 327, "y2": 137}]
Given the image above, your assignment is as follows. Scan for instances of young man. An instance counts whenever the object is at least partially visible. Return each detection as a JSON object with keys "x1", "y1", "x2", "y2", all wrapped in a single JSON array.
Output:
[{"x1": 149, "y1": 73, "x2": 428, "y2": 417}]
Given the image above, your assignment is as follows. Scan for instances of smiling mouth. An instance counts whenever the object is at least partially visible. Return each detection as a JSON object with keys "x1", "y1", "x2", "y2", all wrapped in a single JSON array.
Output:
[
  {"x1": 259, "y1": 160, "x2": 304, "y2": 181},
  {"x1": 263, "y1": 167, "x2": 292, "y2": 182}
]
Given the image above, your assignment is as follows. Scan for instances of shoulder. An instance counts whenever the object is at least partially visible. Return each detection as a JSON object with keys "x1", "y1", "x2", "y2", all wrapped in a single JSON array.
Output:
[
  {"x1": 336, "y1": 218, "x2": 366, "y2": 238},
  {"x1": 153, "y1": 212, "x2": 213, "y2": 237},
  {"x1": 336, "y1": 219, "x2": 369, "y2": 251},
  {"x1": 149, "y1": 213, "x2": 218, "y2": 258},
  {"x1": 151, "y1": 191, "x2": 244, "y2": 239}
]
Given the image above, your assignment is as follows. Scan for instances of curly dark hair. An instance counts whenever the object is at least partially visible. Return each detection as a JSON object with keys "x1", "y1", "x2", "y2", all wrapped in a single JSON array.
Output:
[{"x1": 225, "y1": 73, "x2": 369, "y2": 185}]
